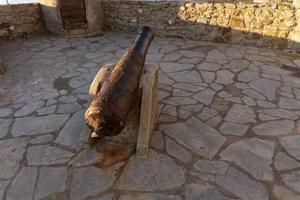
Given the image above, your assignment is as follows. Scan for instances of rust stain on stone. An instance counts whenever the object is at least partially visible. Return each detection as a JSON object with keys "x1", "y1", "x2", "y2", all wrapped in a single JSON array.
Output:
[{"x1": 94, "y1": 143, "x2": 130, "y2": 170}]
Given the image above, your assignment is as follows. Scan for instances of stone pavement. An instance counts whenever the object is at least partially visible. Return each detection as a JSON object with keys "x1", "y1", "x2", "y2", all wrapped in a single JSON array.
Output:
[{"x1": 0, "y1": 32, "x2": 300, "y2": 200}]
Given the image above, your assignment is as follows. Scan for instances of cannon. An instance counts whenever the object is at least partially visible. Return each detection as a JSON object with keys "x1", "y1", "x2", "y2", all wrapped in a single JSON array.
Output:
[{"x1": 85, "y1": 26, "x2": 158, "y2": 159}]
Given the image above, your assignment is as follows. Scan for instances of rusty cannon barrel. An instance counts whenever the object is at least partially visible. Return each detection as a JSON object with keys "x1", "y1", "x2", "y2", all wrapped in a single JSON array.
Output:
[{"x1": 85, "y1": 26, "x2": 155, "y2": 140}]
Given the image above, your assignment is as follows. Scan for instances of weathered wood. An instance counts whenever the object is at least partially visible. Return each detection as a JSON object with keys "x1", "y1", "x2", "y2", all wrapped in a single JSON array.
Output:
[
  {"x1": 85, "y1": 26, "x2": 155, "y2": 139},
  {"x1": 136, "y1": 64, "x2": 158, "y2": 158},
  {"x1": 88, "y1": 63, "x2": 115, "y2": 96}
]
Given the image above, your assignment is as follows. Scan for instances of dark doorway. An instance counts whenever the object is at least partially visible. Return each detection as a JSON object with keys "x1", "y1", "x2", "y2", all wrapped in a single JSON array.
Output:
[{"x1": 60, "y1": 0, "x2": 88, "y2": 31}]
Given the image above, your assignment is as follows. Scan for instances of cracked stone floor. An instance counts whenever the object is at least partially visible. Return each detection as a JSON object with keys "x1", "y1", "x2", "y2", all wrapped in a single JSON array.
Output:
[{"x1": 1, "y1": 32, "x2": 300, "y2": 200}]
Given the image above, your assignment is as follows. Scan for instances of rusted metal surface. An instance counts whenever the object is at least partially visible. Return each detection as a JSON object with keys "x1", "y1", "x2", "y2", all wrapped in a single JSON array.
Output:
[{"x1": 85, "y1": 26, "x2": 155, "y2": 140}]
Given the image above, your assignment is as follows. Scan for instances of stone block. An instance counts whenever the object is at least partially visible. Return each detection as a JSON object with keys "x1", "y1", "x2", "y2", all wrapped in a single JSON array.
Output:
[{"x1": 0, "y1": 57, "x2": 5, "y2": 77}]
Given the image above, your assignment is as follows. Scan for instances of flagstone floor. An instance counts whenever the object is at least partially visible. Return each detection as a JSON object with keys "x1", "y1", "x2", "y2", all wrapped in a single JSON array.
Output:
[{"x1": 1, "y1": 32, "x2": 300, "y2": 200}]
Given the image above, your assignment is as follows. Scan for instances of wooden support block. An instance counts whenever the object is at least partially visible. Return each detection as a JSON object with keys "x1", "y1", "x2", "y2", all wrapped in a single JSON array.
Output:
[
  {"x1": 88, "y1": 63, "x2": 115, "y2": 96},
  {"x1": 136, "y1": 64, "x2": 158, "y2": 158}
]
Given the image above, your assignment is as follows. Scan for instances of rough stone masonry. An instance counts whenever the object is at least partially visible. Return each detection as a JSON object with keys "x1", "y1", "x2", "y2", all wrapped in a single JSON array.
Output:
[{"x1": 103, "y1": 0, "x2": 300, "y2": 50}]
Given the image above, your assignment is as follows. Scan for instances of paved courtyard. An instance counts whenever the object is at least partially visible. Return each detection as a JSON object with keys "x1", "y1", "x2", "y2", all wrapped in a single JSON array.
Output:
[{"x1": 1, "y1": 32, "x2": 300, "y2": 200}]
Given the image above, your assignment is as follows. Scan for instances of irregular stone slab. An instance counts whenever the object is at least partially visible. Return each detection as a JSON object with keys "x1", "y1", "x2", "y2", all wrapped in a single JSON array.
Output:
[
  {"x1": 15, "y1": 100, "x2": 44, "y2": 117},
  {"x1": 193, "y1": 88, "x2": 216, "y2": 105},
  {"x1": 162, "y1": 105, "x2": 177, "y2": 116},
  {"x1": 159, "y1": 73, "x2": 174, "y2": 85},
  {"x1": 167, "y1": 70, "x2": 203, "y2": 83},
  {"x1": 275, "y1": 152, "x2": 300, "y2": 171},
  {"x1": 179, "y1": 50, "x2": 205, "y2": 58},
  {"x1": 243, "y1": 89, "x2": 266, "y2": 100},
  {"x1": 150, "y1": 131, "x2": 164, "y2": 150},
  {"x1": 273, "y1": 185, "x2": 300, "y2": 200},
  {"x1": 243, "y1": 96, "x2": 256, "y2": 106},
  {"x1": 0, "y1": 181, "x2": 9, "y2": 200},
  {"x1": 206, "y1": 50, "x2": 228, "y2": 64},
  {"x1": 224, "y1": 59, "x2": 249, "y2": 73},
  {"x1": 57, "y1": 102, "x2": 82, "y2": 113},
  {"x1": 262, "y1": 73, "x2": 281, "y2": 81},
  {"x1": 162, "y1": 52, "x2": 182, "y2": 61},
  {"x1": 200, "y1": 71, "x2": 215, "y2": 83},
  {"x1": 116, "y1": 150, "x2": 185, "y2": 191},
  {"x1": 280, "y1": 135, "x2": 300, "y2": 161},
  {"x1": 258, "y1": 109, "x2": 297, "y2": 120},
  {"x1": 210, "y1": 83, "x2": 224, "y2": 91},
  {"x1": 55, "y1": 110, "x2": 89, "y2": 150},
  {"x1": 216, "y1": 70, "x2": 234, "y2": 85},
  {"x1": 294, "y1": 59, "x2": 300, "y2": 67},
  {"x1": 119, "y1": 193, "x2": 181, "y2": 200},
  {"x1": 224, "y1": 104, "x2": 256, "y2": 124},
  {"x1": 237, "y1": 70, "x2": 260, "y2": 82},
  {"x1": 179, "y1": 104, "x2": 203, "y2": 119},
  {"x1": 261, "y1": 65, "x2": 290, "y2": 75},
  {"x1": 249, "y1": 79, "x2": 280, "y2": 101},
  {"x1": 225, "y1": 97, "x2": 241, "y2": 104},
  {"x1": 253, "y1": 120, "x2": 294, "y2": 136},
  {"x1": 220, "y1": 122, "x2": 249, "y2": 136},
  {"x1": 35, "y1": 167, "x2": 67, "y2": 200},
  {"x1": 198, "y1": 107, "x2": 218, "y2": 121},
  {"x1": 37, "y1": 105, "x2": 56, "y2": 115},
  {"x1": 147, "y1": 53, "x2": 164, "y2": 62},
  {"x1": 166, "y1": 137, "x2": 192, "y2": 163},
  {"x1": 47, "y1": 99, "x2": 57, "y2": 106},
  {"x1": 68, "y1": 149, "x2": 100, "y2": 167},
  {"x1": 225, "y1": 48, "x2": 244, "y2": 58},
  {"x1": 30, "y1": 134, "x2": 53, "y2": 144},
  {"x1": 186, "y1": 183, "x2": 235, "y2": 200},
  {"x1": 188, "y1": 168, "x2": 216, "y2": 182},
  {"x1": 94, "y1": 193, "x2": 115, "y2": 200},
  {"x1": 281, "y1": 170, "x2": 300, "y2": 193},
  {"x1": 160, "y1": 117, "x2": 226, "y2": 159},
  {"x1": 220, "y1": 138, "x2": 274, "y2": 181},
  {"x1": 0, "y1": 137, "x2": 29, "y2": 179},
  {"x1": 7, "y1": 167, "x2": 37, "y2": 200},
  {"x1": 70, "y1": 165, "x2": 121, "y2": 200},
  {"x1": 216, "y1": 167, "x2": 268, "y2": 200},
  {"x1": 256, "y1": 101, "x2": 275, "y2": 109},
  {"x1": 282, "y1": 75, "x2": 300, "y2": 88},
  {"x1": 193, "y1": 160, "x2": 229, "y2": 175},
  {"x1": 69, "y1": 77, "x2": 90, "y2": 89},
  {"x1": 197, "y1": 62, "x2": 221, "y2": 71},
  {"x1": 218, "y1": 91, "x2": 232, "y2": 98},
  {"x1": 158, "y1": 90, "x2": 169, "y2": 100},
  {"x1": 58, "y1": 95, "x2": 77, "y2": 103},
  {"x1": 163, "y1": 97, "x2": 197, "y2": 105},
  {"x1": 11, "y1": 114, "x2": 69, "y2": 137},
  {"x1": 27, "y1": 144, "x2": 74, "y2": 165},
  {"x1": 293, "y1": 88, "x2": 300, "y2": 100},
  {"x1": 207, "y1": 115, "x2": 222, "y2": 127},
  {"x1": 279, "y1": 97, "x2": 300, "y2": 109},
  {"x1": 0, "y1": 118, "x2": 11, "y2": 138},
  {"x1": 0, "y1": 107, "x2": 13, "y2": 117},
  {"x1": 173, "y1": 83, "x2": 204, "y2": 92},
  {"x1": 159, "y1": 62, "x2": 194, "y2": 73}
]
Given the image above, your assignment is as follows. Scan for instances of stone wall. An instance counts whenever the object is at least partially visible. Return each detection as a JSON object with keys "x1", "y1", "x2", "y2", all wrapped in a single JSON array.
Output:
[
  {"x1": 103, "y1": 0, "x2": 299, "y2": 49},
  {"x1": 0, "y1": 3, "x2": 44, "y2": 39}
]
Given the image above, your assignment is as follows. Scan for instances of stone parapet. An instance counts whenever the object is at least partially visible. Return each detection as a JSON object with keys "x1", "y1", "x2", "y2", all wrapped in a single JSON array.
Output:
[
  {"x1": 0, "y1": 3, "x2": 44, "y2": 39},
  {"x1": 103, "y1": 0, "x2": 299, "y2": 49}
]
